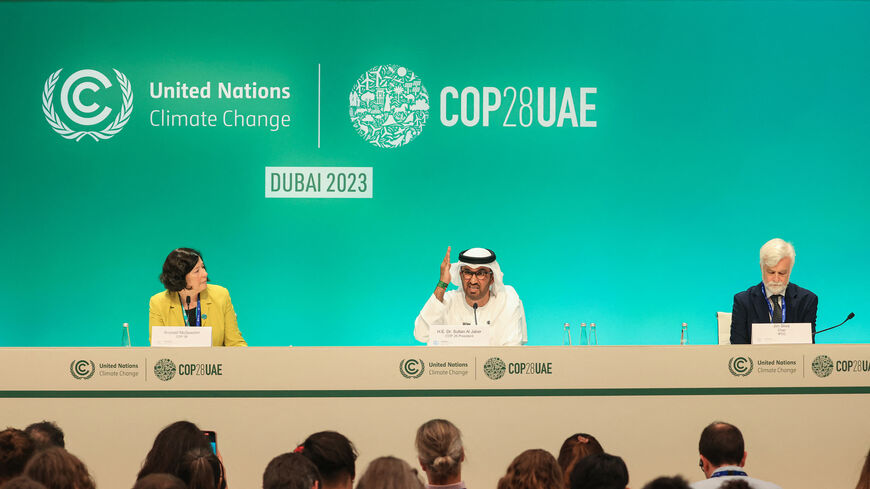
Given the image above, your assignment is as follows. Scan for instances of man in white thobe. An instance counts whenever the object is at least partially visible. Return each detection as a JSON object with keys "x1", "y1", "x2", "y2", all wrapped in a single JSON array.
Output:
[{"x1": 414, "y1": 247, "x2": 527, "y2": 346}]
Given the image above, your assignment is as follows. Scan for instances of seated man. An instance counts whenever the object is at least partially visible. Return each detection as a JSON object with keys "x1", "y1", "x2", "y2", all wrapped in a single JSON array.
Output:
[
  {"x1": 730, "y1": 238, "x2": 818, "y2": 344},
  {"x1": 690, "y1": 422, "x2": 781, "y2": 489},
  {"x1": 415, "y1": 247, "x2": 527, "y2": 345}
]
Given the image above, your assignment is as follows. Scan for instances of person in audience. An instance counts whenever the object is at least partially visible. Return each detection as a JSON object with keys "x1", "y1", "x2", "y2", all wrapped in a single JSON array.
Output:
[
  {"x1": 497, "y1": 449, "x2": 563, "y2": 489},
  {"x1": 855, "y1": 447, "x2": 870, "y2": 489},
  {"x1": 557, "y1": 434, "x2": 603, "y2": 489},
  {"x1": 137, "y1": 420, "x2": 213, "y2": 481},
  {"x1": 0, "y1": 477, "x2": 49, "y2": 489},
  {"x1": 23, "y1": 447, "x2": 95, "y2": 489},
  {"x1": 355, "y1": 456, "x2": 425, "y2": 489},
  {"x1": 569, "y1": 453, "x2": 629, "y2": 489},
  {"x1": 149, "y1": 247, "x2": 247, "y2": 346},
  {"x1": 24, "y1": 422, "x2": 65, "y2": 450},
  {"x1": 719, "y1": 481, "x2": 750, "y2": 489},
  {"x1": 0, "y1": 429, "x2": 36, "y2": 486},
  {"x1": 298, "y1": 431, "x2": 357, "y2": 489},
  {"x1": 263, "y1": 452, "x2": 321, "y2": 489},
  {"x1": 642, "y1": 476, "x2": 690, "y2": 489},
  {"x1": 179, "y1": 447, "x2": 225, "y2": 489},
  {"x1": 131, "y1": 474, "x2": 187, "y2": 489},
  {"x1": 729, "y1": 238, "x2": 818, "y2": 344},
  {"x1": 415, "y1": 419, "x2": 465, "y2": 489},
  {"x1": 690, "y1": 421, "x2": 780, "y2": 489}
]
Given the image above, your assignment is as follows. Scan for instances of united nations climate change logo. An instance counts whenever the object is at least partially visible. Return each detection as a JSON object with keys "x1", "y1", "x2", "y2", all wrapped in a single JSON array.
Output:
[
  {"x1": 42, "y1": 68, "x2": 134, "y2": 142},
  {"x1": 811, "y1": 355, "x2": 834, "y2": 378},
  {"x1": 399, "y1": 359, "x2": 425, "y2": 379},
  {"x1": 728, "y1": 356, "x2": 753, "y2": 377},
  {"x1": 154, "y1": 358, "x2": 177, "y2": 381},
  {"x1": 69, "y1": 360, "x2": 95, "y2": 380},
  {"x1": 483, "y1": 357, "x2": 507, "y2": 380},
  {"x1": 349, "y1": 64, "x2": 429, "y2": 148}
]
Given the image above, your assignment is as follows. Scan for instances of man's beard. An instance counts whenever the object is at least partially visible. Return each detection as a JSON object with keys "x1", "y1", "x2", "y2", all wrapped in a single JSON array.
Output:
[{"x1": 764, "y1": 280, "x2": 788, "y2": 296}]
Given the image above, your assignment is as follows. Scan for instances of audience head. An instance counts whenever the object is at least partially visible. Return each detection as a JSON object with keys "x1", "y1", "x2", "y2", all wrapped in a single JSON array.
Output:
[
  {"x1": 24, "y1": 422, "x2": 65, "y2": 450},
  {"x1": 298, "y1": 431, "x2": 357, "y2": 489},
  {"x1": 415, "y1": 419, "x2": 464, "y2": 485},
  {"x1": 569, "y1": 453, "x2": 628, "y2": 489},
  {"x1": 137, "y1": 420, "x2": 212, "y2": 480},
  {"x1": 263, "y1": 453, "x2": 321, "y2": 489},
  {"x1": 719, "y1": 480, "x2": 750, "y2": 489},
  {"x1": 557, "y1": 434, "x2": 603, "y2": 488},
  {"x1": 697, "y1": 421, "x2": 746, "y2": 477},
  {"x1": 179, "y1": 447, "x2": 225, "y2": 489},
  {"x1": 0, "y1": 428, "x2": 36, "y2": 485},
  {"x1": 857, "y1": 447, "x2": 870, "y2": 489},
  {"x1": 355, "y1": 457, "x2": 424, "y2": 489},
  {"x1": 497, "y1": 449, "x2": 563, "y2": 489},
  {"x1": 641, "y1": 475, "x2": 690, "y2": 489},
  {"x1": 23, "y1": 447, "x2": 95, "y2": 489},
  {"x1": 132, "y1": 474, "x2": 187, "y2": 489},
  {"x1": 0, "y1": 477, "x2": 49, "y2": 489}
]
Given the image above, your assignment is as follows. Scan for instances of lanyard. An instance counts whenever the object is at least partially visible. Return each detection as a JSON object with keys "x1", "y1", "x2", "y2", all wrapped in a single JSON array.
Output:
[
  {"x1": 760, "y1": 283, "x2": 785, "y2": 323},
  {"x1": 711, "y1": 470, "x2": 748, "y2": 478},
  {"x1": 177, "y1": 293, "x2": 201, "y2": 327}
]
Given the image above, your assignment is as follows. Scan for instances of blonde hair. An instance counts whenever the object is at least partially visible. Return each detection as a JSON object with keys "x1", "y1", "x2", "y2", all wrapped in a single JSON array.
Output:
[
  {"x1": 356, "y1": 457, "x2": 424, "y2": 489},
  {"x1": 415, "y1": 419, "x2": 463, "y2": 484}
]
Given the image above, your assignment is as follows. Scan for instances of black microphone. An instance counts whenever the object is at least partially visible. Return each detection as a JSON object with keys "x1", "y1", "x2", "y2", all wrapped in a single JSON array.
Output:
[
  {"x1": 814, "y1": 312, "x2": 855, "y2": 336},
  {"x1": 186, "y1": 295, "x2": 191, "y2": 310},
  {"x1": 473, "y1": 303, "x2": 478, "y2": 325}
]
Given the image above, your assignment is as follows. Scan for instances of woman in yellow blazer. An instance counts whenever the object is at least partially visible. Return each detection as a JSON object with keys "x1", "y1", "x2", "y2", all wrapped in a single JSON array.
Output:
[{"x1": 149, "y1": 248, "x2": 247, "y2": 346}]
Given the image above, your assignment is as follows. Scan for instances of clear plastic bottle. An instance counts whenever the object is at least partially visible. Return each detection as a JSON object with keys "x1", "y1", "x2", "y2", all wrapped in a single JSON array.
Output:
[
  {"x1": 563, "y1": 322, "x2": 572, "y2": 346},
  {"x1": 121, "y1": 322, "x2": 132, "y2": 347},
  {"x1": 580, "y1": 322, "x2": 588, "y2": 345},
  {"x1": 589, "y1": 322, "x2": 598, "y2": 345},
  {"x1": 680, "y1": 322, "x2": 689, "y2": 345}
]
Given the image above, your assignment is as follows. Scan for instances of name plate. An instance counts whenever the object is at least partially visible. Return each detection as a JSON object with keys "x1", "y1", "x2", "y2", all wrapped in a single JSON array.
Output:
[
  {"x1": 151, "y1": 327, "x2": 213, "y2": 347},
  {"x1": 751, "y1": 322, "x2": 812, "y2": 344},
  {"x1": 428, "y1": 325, "x2": 491, "y2": 346}
]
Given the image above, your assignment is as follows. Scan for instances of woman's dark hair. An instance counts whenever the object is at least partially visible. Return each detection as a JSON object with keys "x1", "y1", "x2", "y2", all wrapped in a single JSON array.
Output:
[
  {"x1": 557, "y1": 433, "x2": 603, "y2": 489},
  {"x1": 25, "y1": 421, "x2": 65, "y2": 449},
  {"x1": 131, "y1": 474, "x2": 187, "y2": 489},
  {"x1": 0, "y1": 477, "x2": 49, "y2": 489},
  {"x1": 569, "y1": 453, "x2": 628, "y2": 489},
  {"x1": 263, "y1": 453, "x2": 321, "y2": 489},
  {"x1": 159, "y1": 248, "x2": 204, "y2": 292},
  {"x1": 857, "y1": 447, "x2": 870, "y2": 489},
  {"x1": 178, "y1": 447, "x2": 225, "y2": 489},
  {"x1": 641, "y1": 476, "x2": 690, "y2": 489},
  {"x1": 497, "y1": 449, "x2": 563, "y2": 489},
  {"x1": 298, "y1": 431, "x2": 358, "y2": 488},
  {"x1": 137, "y1": 421, "x2": 211, "y2": 480},
  {"x1": 23, "y1": 447, "x2": 95, "y2": 489},
  {"x1": 0, "y1": 428, "x2": 36, "y2": 485}
]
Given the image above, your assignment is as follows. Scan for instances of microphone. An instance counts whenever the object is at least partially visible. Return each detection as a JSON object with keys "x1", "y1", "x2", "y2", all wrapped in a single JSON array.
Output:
[
  {"x1": 473, "y1": 303, "x2": 478, "y2": 325},
  {"x1": 186, "y1": 296, "x2": 191, "y2": 309},
  {"x1": 814, "y1": 312, "x2": 855, "y2": 336}
]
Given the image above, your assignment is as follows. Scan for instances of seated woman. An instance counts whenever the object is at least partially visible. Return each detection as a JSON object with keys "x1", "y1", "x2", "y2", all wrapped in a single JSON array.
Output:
[
  {"x1": 149, "y1": 248, "x2": 246, "y2": 346},
  {"x1": 497, "y1": 449, "x2": 563, "y2": 489},
  {"x1": 556, "y1": 433, "x2": 603, "y2": 489},
  {"x1": 136, "y1": 421, "x2": 213, "y2": 482},
  {"x1": 356, "y1": 457, "x2": 425, "y2": 489},
  {"x1": 415, "y1": 419, "x2": 466, "y2": 489}
]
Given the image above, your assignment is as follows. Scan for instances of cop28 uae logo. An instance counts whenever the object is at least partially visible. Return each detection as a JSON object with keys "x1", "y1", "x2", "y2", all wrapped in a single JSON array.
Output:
[
  {"x1": 42, "y1": 68, "x2": 134, "y2": 141},
  {"x1": 728, "y1": 356, "x2": 753, "y2": 377},
  {"x1": 349, "y1": 64, "x2": 429, "y2": 148},
  {"x1": 483, "y1": 357, "x2": 507, "y2": 380},
  {"x1": 69, "y1": 360, "x2": 95, "y2": 380},
  {"x1": 154, "y1": 358, "x2": 177, "y2": 381},
  {"x1": 811, "y1": 355, "x2": 834, "y2": 378},
  {"x1": 399, "y1": 359, "x2": 425, "y2": 379}
]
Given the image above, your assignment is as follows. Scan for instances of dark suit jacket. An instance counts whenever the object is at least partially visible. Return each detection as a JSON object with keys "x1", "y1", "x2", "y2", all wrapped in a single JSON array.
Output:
[{"x1": 730, "y1": 282, "x2": 818, "y2": 344}]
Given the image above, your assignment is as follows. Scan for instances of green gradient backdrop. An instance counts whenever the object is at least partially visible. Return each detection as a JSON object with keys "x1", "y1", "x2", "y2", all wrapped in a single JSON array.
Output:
[{"x1": 1, "y1": 1, "x2": 867, "y2": 346}]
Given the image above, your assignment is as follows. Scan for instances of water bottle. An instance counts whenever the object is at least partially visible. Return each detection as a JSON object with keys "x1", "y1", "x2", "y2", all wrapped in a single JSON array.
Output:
[
  {"x1": 589, "y1": 322, "x2": 598, "y2": 345},
  {"x1": 121, "y1": 322, "x2": 132, "y2": 347},
  {"x1": 680, "y1": 322, "x2": 689, "y2": 345},
  {"x1": 580, "y1": 322, "x2": 588, "y2": 345},
  {"x1": 562, "y1": 322, "x2": 572, "y2": 346}
]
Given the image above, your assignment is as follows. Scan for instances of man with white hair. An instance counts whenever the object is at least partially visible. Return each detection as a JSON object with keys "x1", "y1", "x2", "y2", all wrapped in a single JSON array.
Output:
[
  {"x1": 730, "y1": 238, "x2": 818, "y2": 344},
  {"x1": 414, "y1": 246, "x2": 527, "y2": 345}
]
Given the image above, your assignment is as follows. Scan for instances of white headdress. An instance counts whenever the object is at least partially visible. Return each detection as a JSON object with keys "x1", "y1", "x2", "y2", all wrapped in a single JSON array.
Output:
[{"x1": 449, "y1": 248, "x2": 505, "y2": 296}]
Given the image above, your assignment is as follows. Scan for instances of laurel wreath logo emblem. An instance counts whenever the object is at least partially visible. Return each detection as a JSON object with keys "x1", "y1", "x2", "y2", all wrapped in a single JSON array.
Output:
[
  {"x1": 42, "y1": 68, "x2": 134, "y2": 142},
  {"x1": 399, "y1": 358, "x2": 425, "y2": 379},
  {"x1": 728, "y1": 356, "x2": 753, "y2": 377},
  {"x1": 69, "y1": 359, "x2": 96, "y2": 380}
]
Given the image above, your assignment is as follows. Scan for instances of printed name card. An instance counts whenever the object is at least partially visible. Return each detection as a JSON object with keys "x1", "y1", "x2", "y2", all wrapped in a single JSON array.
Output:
[
  {"x1": 150, "y1": 327, "x2": 213, "y2": 347},
  {"x1": 751, "y1": 323, "x2": 812, "y2": 344},
  {"x1": 428, "y1": 325, "x2": 491, "y2": 346}
]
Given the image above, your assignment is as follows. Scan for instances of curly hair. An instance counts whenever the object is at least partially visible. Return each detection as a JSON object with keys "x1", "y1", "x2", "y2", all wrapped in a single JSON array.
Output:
[
  {"x1": 23, "y1": 447, "x2": 95, "y2": 489},
  {"x1": 0, "y1": 428, "x2": 36, "y2": 484},
  {"x1": 159, "y1": 248, "x2": 204, "y2": 292},
  {"x1": 497, "y1": 449, "x2": 563, "y2": 489}
]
